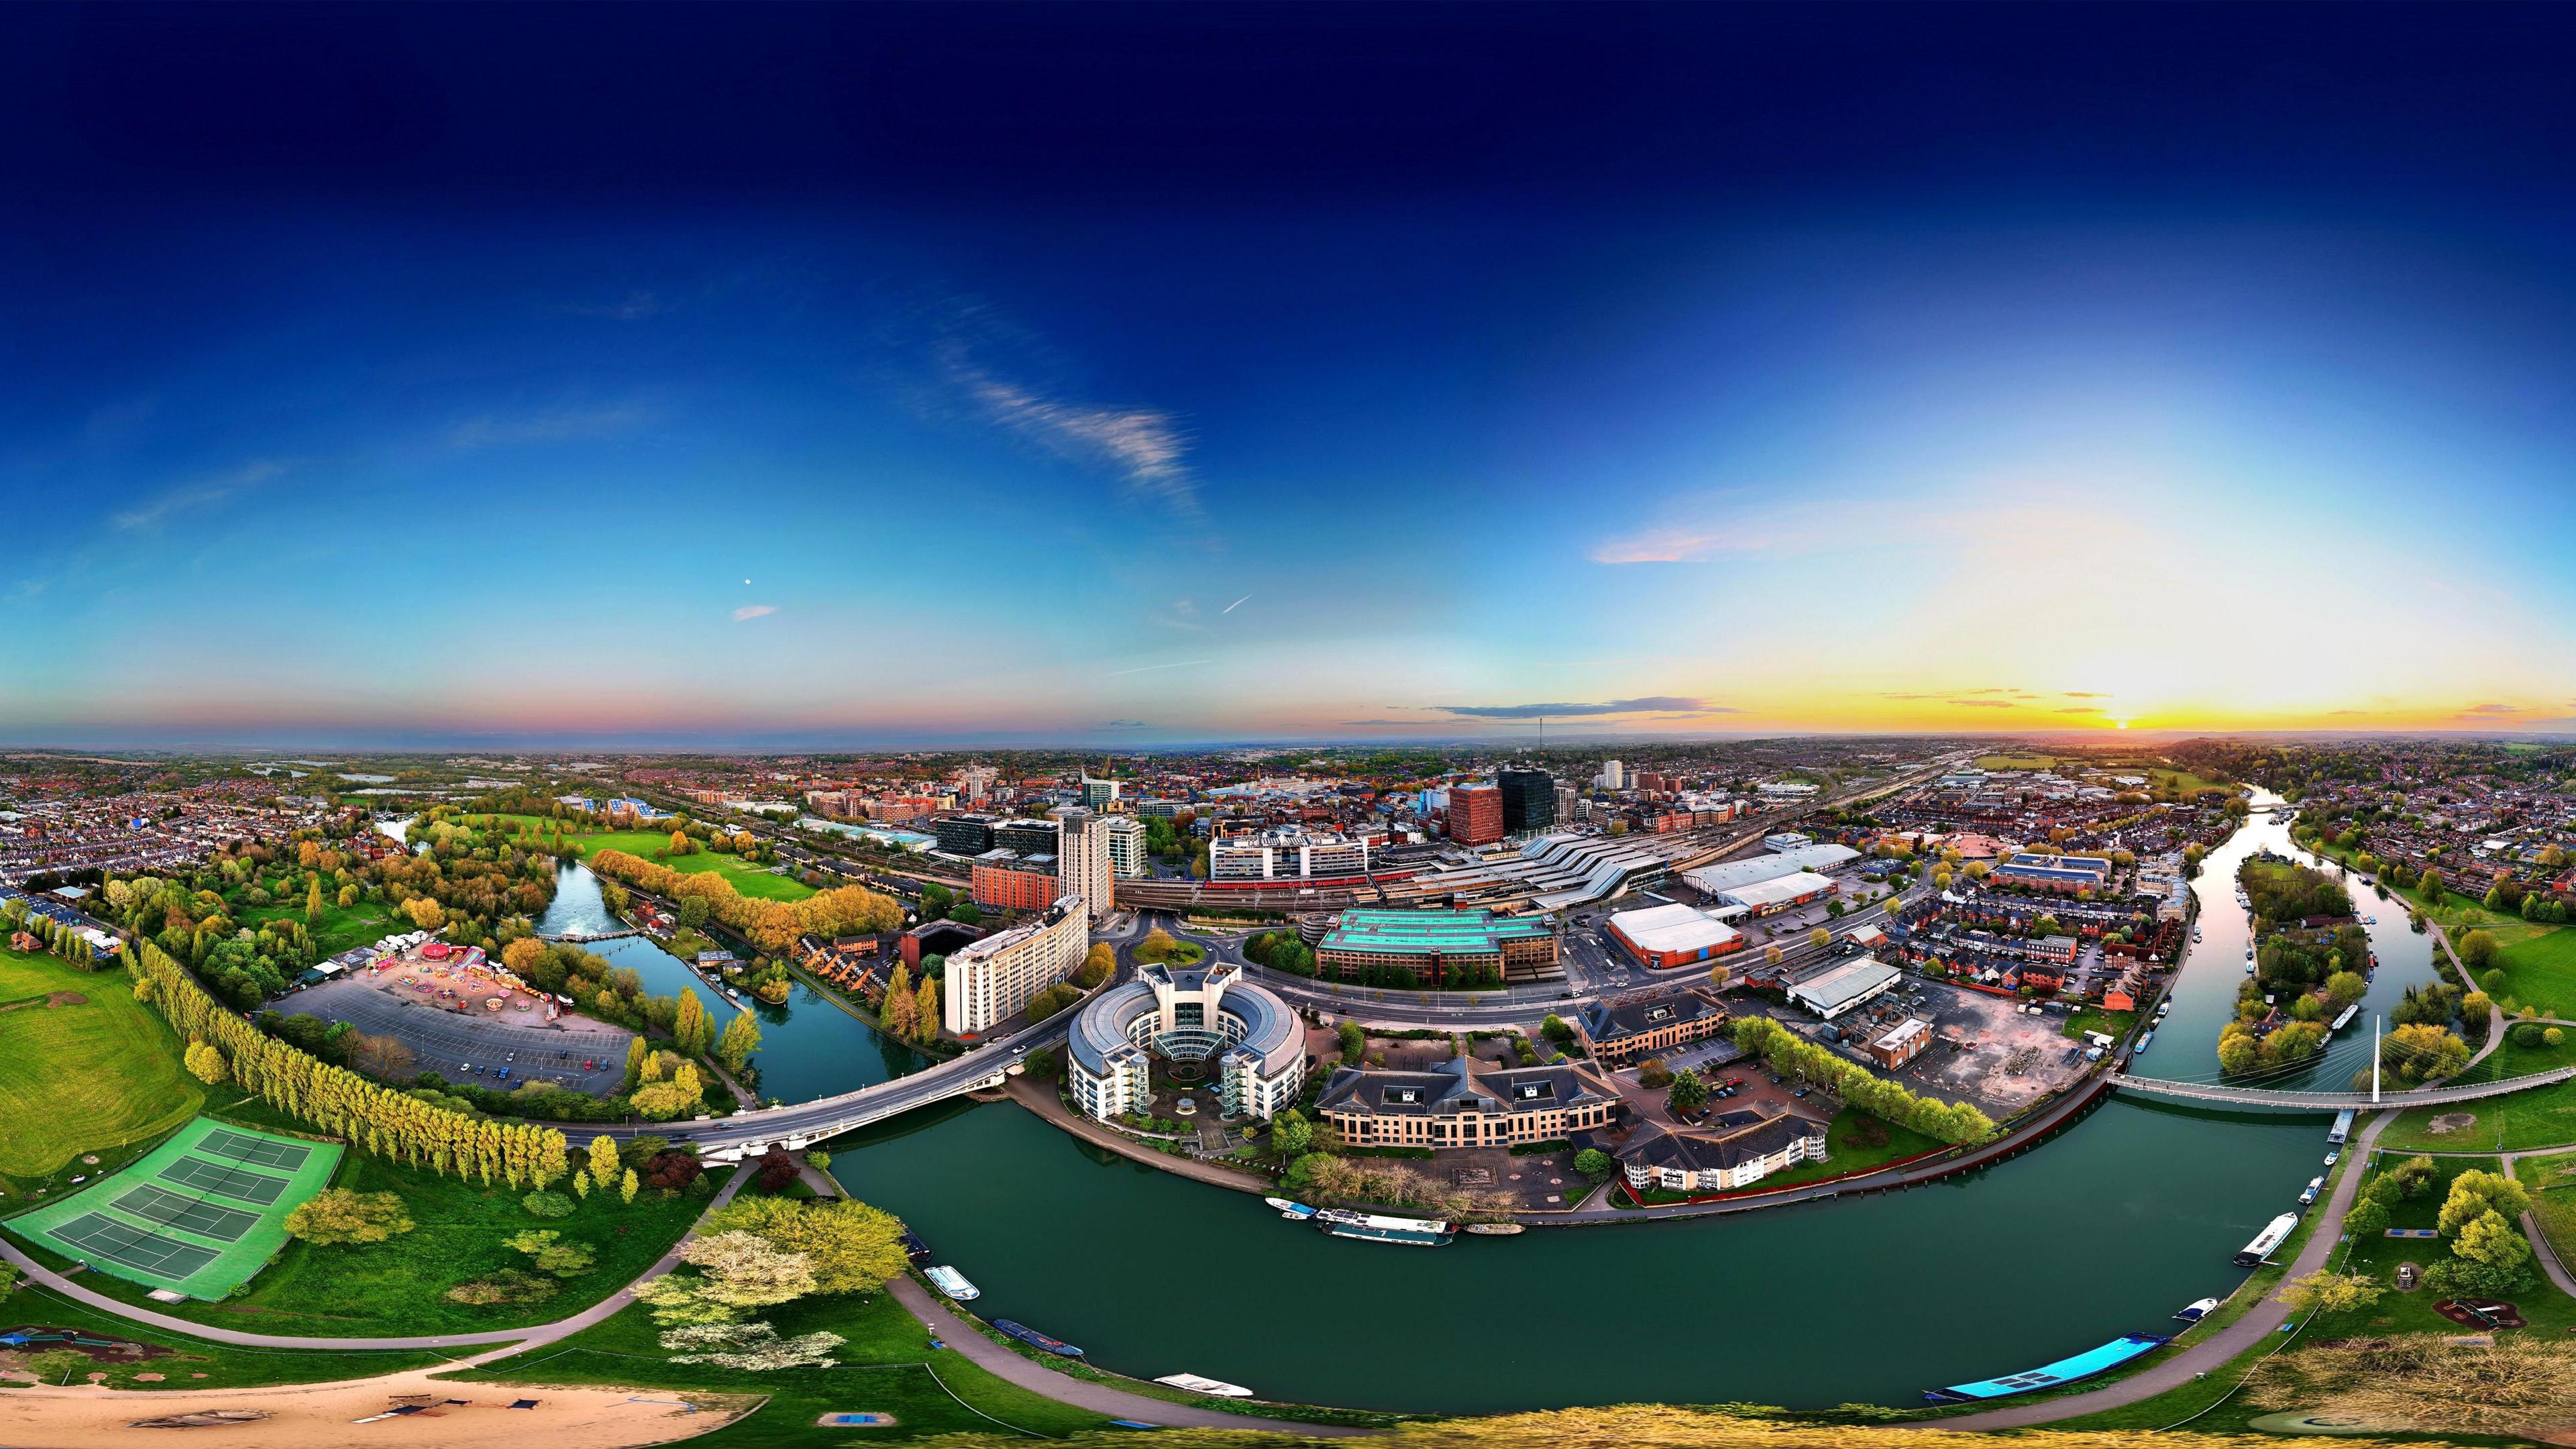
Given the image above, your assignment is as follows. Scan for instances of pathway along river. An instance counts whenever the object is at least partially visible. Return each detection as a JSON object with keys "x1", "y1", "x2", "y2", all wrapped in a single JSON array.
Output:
[{"x1": 781, "y1": 792, "x2": 2441, "y2": 1415}]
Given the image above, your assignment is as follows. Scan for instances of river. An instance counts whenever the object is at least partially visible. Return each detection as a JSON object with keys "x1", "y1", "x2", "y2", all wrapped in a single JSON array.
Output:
[
  {"x1": 791, "y1": 794, "x2": 2384, "y2": 1414},
  {"x1": 533, "y1": 860, "x2": 926, "y2": 1104}
]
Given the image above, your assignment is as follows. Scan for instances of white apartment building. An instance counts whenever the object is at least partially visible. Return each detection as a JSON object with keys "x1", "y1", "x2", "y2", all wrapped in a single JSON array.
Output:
[
  {"x1": 1054, "y1": 806, "x2": 1116, "y2": 922},
  {"x1": 1103, "y1": 814, "x2": 1149, "y2": 879},
  {"x1": 1208, "y1": 825, "x2": 1372, "y2": 881},
  {"x1": 942, "y1": 895, "x2": 1091, "y2": 1036},
  {"x1": 1599, "y1": 759, "x2": 1625, "y2": 790}
]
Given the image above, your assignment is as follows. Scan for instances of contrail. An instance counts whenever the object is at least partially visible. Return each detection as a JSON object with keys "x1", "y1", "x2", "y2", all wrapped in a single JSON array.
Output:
[
  {"x1": 1104, "y1": 659, "x2": 1212, "y2": 677},
  {"x1": 1223, "y1": 594, "x2": 1251, "y2": 614}
]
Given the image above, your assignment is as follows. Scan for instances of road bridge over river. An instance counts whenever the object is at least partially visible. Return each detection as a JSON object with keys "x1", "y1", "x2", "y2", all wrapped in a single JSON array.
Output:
[{"x1": 2110, "y1": 1062, "x2": 2576, "y2": 1110}]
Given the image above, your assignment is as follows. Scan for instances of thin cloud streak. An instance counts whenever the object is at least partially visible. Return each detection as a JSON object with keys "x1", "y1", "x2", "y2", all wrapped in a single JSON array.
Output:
[
  {"x1": 733, "y1": 604, "x2": 777, "y2": 621},
  {"x1": 1431, "y1": 695, "x2": 1721, "y2": 720},
  {"x1": 1104, "y1": 659, "x2": 1211, "y2": 677},
  {"x1": 111, "y1": 459, "x2": 286, "y2": 532}
]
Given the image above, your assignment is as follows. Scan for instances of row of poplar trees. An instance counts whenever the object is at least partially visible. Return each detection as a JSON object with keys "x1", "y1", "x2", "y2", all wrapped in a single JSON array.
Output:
[{"x1": 133, "y1": 941, "x2": 572, "y2": 1189}]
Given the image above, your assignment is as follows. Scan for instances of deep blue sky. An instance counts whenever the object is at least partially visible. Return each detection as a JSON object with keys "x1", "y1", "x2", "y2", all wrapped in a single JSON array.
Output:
[{"x1": 3, "y1": 3, "x2": 2574, "y2": 745}]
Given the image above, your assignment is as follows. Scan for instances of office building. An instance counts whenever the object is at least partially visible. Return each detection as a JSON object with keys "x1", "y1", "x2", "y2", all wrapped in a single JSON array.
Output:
[
  {"x1": 1447, "y1": 782, "x2": 1504, "y2": 845},
  {"x1": 1554, "y1": 781, "x2": 1580, "y2": 826},
  {"x1": 936, "y1": 812, "x2": 998, "y2": 857},
  {"x1": 1315, "y1": 908, "x2": 1558, "y2": 985},
  {"x1": 943, "y1": 895, "x2": 1091, "y2": 1037},
  {"x1": 996, "y1": 818, "x2": 1060, "y2": 856},
  {"x1": 1103, "y1": 814, "x2": 1149, "y2": 879},
  {"x1": 1209, "y1": 825, "x2": 1372, "y2": 881},
  {"x1": 1055, "y1": 807, "x2": 1116, "y2": 922},
  {"x1": 1067, "y1": 963, "x2": 1304, "y2": 1122},
  {"x1": 1317, "y1": 1057, "x2": 1618, "y2": 1150},
  {"x1": 1578, "y1": 988, "x2": 1731, "y2": 1066},
  {"x1": 1619, "y1": 1112, "x2": 1829, "y2": 1195},
  {"x1": 971, "y1": 849, "x2": 1060, "y2": 913},
  {"x1": 1082, "y1": 775, "x2": 1122, "y2": 809},
  {"x1": 1498, "y1": 769, "x2": 1557, "y2": 834}
]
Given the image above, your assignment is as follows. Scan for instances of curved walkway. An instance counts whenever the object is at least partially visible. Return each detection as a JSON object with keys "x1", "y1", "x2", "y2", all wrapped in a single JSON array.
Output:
[
  {"x1": 0, "y1": 1170, "x2": 749, "y2": 1354},
  {"x1": 888, "y1": 1276, "x2": 1368, "y2": 1435},
  {"x1": 1916, "y1": 1108, "x2": 2397, "y2": 1430}
]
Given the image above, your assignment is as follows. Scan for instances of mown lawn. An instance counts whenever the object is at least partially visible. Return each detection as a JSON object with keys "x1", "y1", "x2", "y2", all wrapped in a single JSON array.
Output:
[
  {"x1": 460, "y1": 1290, "x2": 1113, "y2": 1444},
  {"x1": 487, "y1": 813, "x2": 816, "y2": 902},
  {"x1": 2519, "y1": 1157, "x2": 2576, "y2": 1278},
  {"x1": 0, "y1": 1272, "x2": 447, "y2": 1387},
  {"x1": 2484, "y1": 925, "x2": 2576, "y2": 1019},
  {"x1": 2451, "y1": 1028, "x2": 2576, "y2": 1085},
  {"x1": 30, "y1": 1149, "x2": 722, "y2": 1336},
  {"x1": 2383, "y1": 1076, "x2": 2576, "y2": 1154},
  {"x1": 2061, "y1": 1006, "x2": 2137, "y2": 1042},
  {"x1": 2308, "y1": 1154, "x2": 2576, "y2": 1340},
  {"x1": 0, "y1": 948, "x2": 203, "y2": 1201},
  {"x1": 235, "y1": 896, "x2": 406, "y2": 957}
]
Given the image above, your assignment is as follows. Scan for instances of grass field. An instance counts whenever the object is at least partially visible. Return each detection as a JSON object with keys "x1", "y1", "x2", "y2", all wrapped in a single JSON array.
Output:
[
  {"x1": 460, "y1": 1289, "x2": 1114, "y2": 1444},
  {"x1": 2382, "y1": 1075, "x2": 2576, "y2": 1154},
  {"x1": 6, "y1": 1118, "x2": 340, "y2": 1299},
  {"x1": 0, "y1": 1271, "x2": 449, "y2": 1389},
  {"x1": 30, "y1": 1148, "x2": 721, "y2": 1334},
  {"x1": 2483, "y1": 924, "x2": 2576, "y2": 1018},
  {"x1": 235, "y1": 896, "x2": 405, "y2": 957},
  {"x1": 2061, "y1": 1006, "x2": 2137, "y2": 1042},
  {"x1": 488, "y1": 813, "x2": 815, "y2": 902},
  {"x1": 0, "y1": 947, "x2": 203, "y2": 1201},
  {"x1": 2307, "y1": 1153, "x2": 2576, "y2": 1340},
  {"x1": 1748, "y1": 1111, "x2": 1943, "y2": 1189},
  {"x1": 2518, "y1": 1155, "x2": 2576, "y2": 1275},
  {"x1": 2449, "y1": 1028, "x2": 2576, "y2": 1085}
]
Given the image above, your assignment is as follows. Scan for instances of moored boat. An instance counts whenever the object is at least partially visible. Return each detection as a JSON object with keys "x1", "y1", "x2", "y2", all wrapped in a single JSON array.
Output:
[
  {"x1": 1156, "y1": 1373, "x2": 1254, "y2": 1397},
  {"x1": 1314, "y1": 1207, "x2": 1454, "y2": 1234},
  {"x1": 993, "y1": 1318, "x2": 1084, "y2": 1356},
  {"x1": 1265, "y1": 1196, "x2": 1317, "y2": 1220},
  {"x1": 2173, "y1": 1296, "x2": 2221, "y2": 1322},
  {"x1": 1464, "y1": 1222, "x2": 1525, "y2": 1236},
  {"x1": 898, "y1": 1226, "x2": 934, "y2": 1264},
  {"x1": 1320, "y1": 1220, "x2": 1452, "y2": 1246},
  {"x1": 924, "y1": 1265, "x2": 979, "y2": 1301}
]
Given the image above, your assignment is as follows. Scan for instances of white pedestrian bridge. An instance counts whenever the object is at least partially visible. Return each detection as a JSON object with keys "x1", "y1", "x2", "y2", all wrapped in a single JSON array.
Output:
[{"x1": 2109, "y1": 1062, "x2": 2576, "y2": 1110}]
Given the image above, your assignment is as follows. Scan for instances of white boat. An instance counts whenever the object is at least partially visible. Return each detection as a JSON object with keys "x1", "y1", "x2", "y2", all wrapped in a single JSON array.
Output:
[
  {"x1": 924, "y1": 1265, "x2": 980, "y2": 1301},
  {"x1": 2298, "y1": 1175, "x2": 2324, "y2": 1206},
  {"x1": 1464, "y1": 1222, "x2": 1525, "y2": 1236},
  {"x1": 1156, "y1": 1373, "x2": 1254, "y2": 1397},
  {"x1": 2235, "y1": 1212, "x2": 2300, "y2": 1266},
  {"x1": 2173, "y1": 1296, "x2": 2221, "y2": 1322},
  {"x1": 1315, "y1": 1208, "x2": 1454, "y2": 1234},
  {"x1": 1265, "y1": 1196, "x2": 1317, "y2": 1220},
  {"x1": 2329, "y1": 1004, "x2": 2359, "y2": 1032}
]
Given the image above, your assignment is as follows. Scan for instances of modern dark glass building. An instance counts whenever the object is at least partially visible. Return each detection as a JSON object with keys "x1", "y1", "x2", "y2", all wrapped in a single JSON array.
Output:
[{"x1": 1498, "y1": 769, "x2": 1557, "y2": 834}]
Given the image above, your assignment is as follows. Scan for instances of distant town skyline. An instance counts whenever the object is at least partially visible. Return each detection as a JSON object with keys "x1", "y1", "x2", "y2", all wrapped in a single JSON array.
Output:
[{"x1": 3, "y1": 6, "x2": 2574, "y2": 744}]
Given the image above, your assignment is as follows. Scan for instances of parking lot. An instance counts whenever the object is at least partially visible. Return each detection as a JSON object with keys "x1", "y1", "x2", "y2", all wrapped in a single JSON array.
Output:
[
  {"x1": 286, "y1": 975, "x2": 633, "y2": 1095},
  {"x1": 1823, "y1": 975, "x2": 2088, "y2": 1118}
]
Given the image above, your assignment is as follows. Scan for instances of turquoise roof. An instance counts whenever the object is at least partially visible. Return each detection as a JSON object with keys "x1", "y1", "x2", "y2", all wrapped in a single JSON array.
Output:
[{"x1": 1321, "y1": 908, "x2": 1552, "y2": 955}]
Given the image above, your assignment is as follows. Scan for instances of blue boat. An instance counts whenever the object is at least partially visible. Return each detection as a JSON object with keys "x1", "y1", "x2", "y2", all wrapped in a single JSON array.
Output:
[
  {"x1": 1923, "y1": 1334, "x2": 2169, "y2": 1402},
  {"x1": 993, "y1": 1319, "x2": 1085, "y2": 1357}
]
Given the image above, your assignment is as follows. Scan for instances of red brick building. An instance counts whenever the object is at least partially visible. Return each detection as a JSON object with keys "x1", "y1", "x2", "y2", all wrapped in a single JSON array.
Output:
[
  {"x1": 972, "y1": 857, "x2": 1060, "y2": 913},
  {"x1": 1448, "y1": 783, "x2": 1504, "y2": 845}
]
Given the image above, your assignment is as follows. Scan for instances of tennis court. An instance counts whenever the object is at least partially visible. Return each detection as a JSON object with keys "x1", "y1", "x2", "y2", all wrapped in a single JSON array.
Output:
[
  {"x1": 163, "y1": 1154, "x2": 291, "y2": 1204},
  {"x1": 112, "y1": 1182, "x2": 260, "y2": 1242},
  {"x1": 199, "y1": 1126, "x2": 315, "y2": 1171},
  {"x1": 50, "y1": 1212, "x2": 219, "y2": 1282},
  {"x1": 3, "y1": 1116, "x2": 341, "y2": 1299}
]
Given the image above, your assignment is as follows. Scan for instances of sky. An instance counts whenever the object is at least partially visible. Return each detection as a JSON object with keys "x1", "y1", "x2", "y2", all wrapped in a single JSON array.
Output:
[{"x1": 3, "y1": 3, "x2": 2575, "y2": 747}]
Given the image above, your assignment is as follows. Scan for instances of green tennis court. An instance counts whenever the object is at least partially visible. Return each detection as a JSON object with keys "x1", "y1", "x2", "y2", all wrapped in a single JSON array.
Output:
[
  {"x1": 162, "y1": 1154, "x2": 290, "y2": 1204},
  {"x1": 3, "y1": 1116, "x2": 341, "y2": 1299},
  {"x1": 52, "y1": 1212, "x2": 219, "y2": 1281},
  {"x1": 112, "y1": 1182, "x2": 260, "y2": 1242},
  {"x1": 198, "y1": 1126, "x2": 315, "y2": 1171}
]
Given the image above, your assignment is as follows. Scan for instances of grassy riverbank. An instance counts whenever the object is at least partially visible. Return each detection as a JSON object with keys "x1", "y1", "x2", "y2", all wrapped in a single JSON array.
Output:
[{"x1": 0, "y1": 948, "x2": 203, "y2": 1203}]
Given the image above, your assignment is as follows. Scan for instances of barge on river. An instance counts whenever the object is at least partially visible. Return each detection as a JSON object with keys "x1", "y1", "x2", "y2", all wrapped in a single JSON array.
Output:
[
  {"x1": 1923, "y1": 1334, "x2": 2169, "y2": 1403},
  {"x1": 993, "y1": 1319, "x2": 1084, "y2": 1357},
  {"x1": 1314, "y1": 1207, "x2": 1454, "y2": 1246},
  {"x1": 2235, "y1": 1212, "x2": 2301, "y2": 1267}
]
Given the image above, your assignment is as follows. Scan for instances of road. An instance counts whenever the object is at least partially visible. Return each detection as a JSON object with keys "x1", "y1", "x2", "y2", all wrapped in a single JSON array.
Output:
[{"x1": 1915, "y1": 1108, "x2": 2398, "y2": 1430}]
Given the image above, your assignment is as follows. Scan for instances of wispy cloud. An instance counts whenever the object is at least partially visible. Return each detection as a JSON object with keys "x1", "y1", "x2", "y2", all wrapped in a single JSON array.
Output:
[
  {"x1": 1150, "y1": 599, "x2": 1208, "y2": 632},
  {"x1": 733, "y1": 604, "x2": 777, "y2": 621},
  {"x1": 560, "y1": 290, "x2": 663, "y2": 321},
  {"x1": 1430, "y1": 696, "x2": 1726, "y2": 720},
  {"x1": 2456, "y1": 702, "x2": 2526, "y2": 716},
  {"x1": 1104, "y1": 659, "x2": 1210, "y2": 678},
  {"x1": 1223, "y1": 594, "x2": 1251, "y2": 614},
  {"x1": 1587, "y1": 527, "x2": 1735, "y2": 566},
  {"x1": 111, "y1": 459, "x2": 285, "y2": 532},
  {"x1": 2063, "y1": 692, "x2": 2110, "y2": 698},
  {"x1": 926, "y1": 301, "x2": 1202, "y2": 519},
  {"x1": 1949, "y1": 699, "x2": 2019, "y2": 709},
  {"x1": 1099, "y1": 718, "x2": 1150, "y2": 729},
  {"x1": 447, "y1": 403, "x2": 650, "y2": 451},
  {"x1": 2055, "y1": 706, "x2": 2104, "y2": 714}
]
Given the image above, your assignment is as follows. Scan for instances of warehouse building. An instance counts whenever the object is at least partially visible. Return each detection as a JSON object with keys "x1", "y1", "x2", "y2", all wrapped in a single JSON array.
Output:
[
  {"x1": 1784, "y1": 955, "x2": 1902, "y2": 1020},
  {"x1": 1682, "y1": 843, "x2": 1860, "y2": 896},
  {"x1": 1604, "y1": 902, "x2": 1745, "y2": 970},
  {"x1": 1712, "y1": 871, "x2": 1840, "y2": 916}
]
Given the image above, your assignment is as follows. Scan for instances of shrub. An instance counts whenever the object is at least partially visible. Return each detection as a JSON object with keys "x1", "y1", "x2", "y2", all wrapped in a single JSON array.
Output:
[
  {"x1": 445, "y1": 1269, "x2": 560, "y2": 1305},
  {"x1": 2512, "y1": 1022, "x2": 2546, "y2": 1049},
  {"x1": 521, "y1": 1191, "x2": 575, "y2": 1219},
  {"x1": 284, "y1": 1189, "x2": 414, "y2": 1245}
]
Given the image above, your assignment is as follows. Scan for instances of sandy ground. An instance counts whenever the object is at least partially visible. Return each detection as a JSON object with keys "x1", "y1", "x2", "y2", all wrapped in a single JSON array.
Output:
[{"x1": 0, "y1": 1367, "x2": 756, "y2": 1449}]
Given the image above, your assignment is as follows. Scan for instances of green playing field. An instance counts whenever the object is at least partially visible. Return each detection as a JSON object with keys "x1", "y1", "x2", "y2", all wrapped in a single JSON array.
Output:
[{"x1": 3, "y1": 1116, "x2": 341, "y2": 1299}]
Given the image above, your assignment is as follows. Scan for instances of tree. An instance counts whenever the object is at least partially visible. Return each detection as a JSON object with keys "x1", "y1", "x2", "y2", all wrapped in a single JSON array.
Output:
[
  {"x1": 2459, "y1": 929, "x2": 2500, "y2": 972},
  {"x1": 284, "y1": 1189, "x2": 415, "y2": 1245},
  {"x1": 403, "y1": 896, "x2": 446, "y2": 932},
  {"x1": 1022, "y1": 1046, "x2": 1060, "y2": 1079},
  {"x1": 631, "y1": 1060, "x2": 704, "y2": 1120},
  {"x1": 2438, "y1": 1169, "x2": 2532, "y2": 1236},
  {"x1": 2278, "y1": 1269, "x2": 2386, "y2": 1316},
  {"x1": 1540, "y1": 1014, "x2": 1575, "y2": 1044},
  {"x1": 2343, "y1": 1197, "x2": 2392, "y2": 1237},
  {"x1": 1764, "y1": 944, "x2": 1784, "y2": 967},
  {"x1": 1079, "y1": 942, "x2": 1116, "y2": 987},
  {"x1": 716, "y1": 1010, "x2": 763, "y2": 1073},
  {"x1": 913, "y1": 974, "x2": 939, "y2": 1042},
  {"x1": 706, "y1": 1195, "x2": 910, "y2": 1296},
  {"x1": 2451, "y1": 1208, "x2": 2534, "y2": 1281},
  {"x1": 1572, "y1": 1147, "x2": 1615, "y2": 1180},
  {"x1": 1271, "y1": 1110, "x2": 1313, "y2": 1157},
  {"x1": 1809, "y1": 926, "x2": 1832, "y2": 951},
  {"x1": 2323, "y1": 971, "x2": 2369, "y2": 1010},
  {"x1": 1668, "y1": 1068, "x2": 1709, "y2": 1114},
  {"x1": 2382, "y1": 1022, "x2": 2470, "y2": 1083},
  {"x1": 623, "y1": 1036, "x2": 649, "y2": 1091},
  {"x1": 305, "y1": 875, "x2": 325, "y2": 926},
  {"x1": 1338, "y1": 1020, "x2": 1365, "y2": 1061},
  {"x1": 881, "y1": 962, "x2": 916, "y2": 1038},
  {"x1": 621, "y1": 1167, "x2": 640, "y2": 1203},
  {"x1": 675, "y1": 989, "x2": 714, "y2": 1060},
  {"x1": 183, "y1": 1038, "x2": 229, "y2": 1085}
]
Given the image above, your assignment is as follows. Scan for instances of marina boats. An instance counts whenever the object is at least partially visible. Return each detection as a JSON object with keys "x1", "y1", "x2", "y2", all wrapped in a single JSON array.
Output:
[
  {"x1": 2298, "y1": 1175, "x2": 2324, "y2": 1206},
  {"x1": 898, "y1": 1226, "x2": 934, "y2": 1264},
  {"x1": 1266, "y1": 1196, "x2": 1318, "y2": 1220},
  {"x1": 993, "y1": 1319, "x2": 1084, "y2": 1357},
  {"x1": 2329, "y1": 1003, "x2": 2360, "y2": 1032},
  {"x1": 2134, "y1": 1029, "x2": 2155, "y2": 1054},
  {"x1": 2172, "y1": 1297, "x2": 2221, "y2": 1323},
  {"x1": 2236, "y1": 1212, "x2": 2300, "y2": 1267},
  {"x1": 2327, "y1": 1108, "x2": 2357, "y2": 1146},
  {"x1": 1313, "y1": 1207, "x2": 1455, "y2": 1246},
  {"x1": 924, "y1": 1265, "x2": 980, "y2": 1301},
  {"x1": 1156, "y1": 1373, "x2": 1255, "y2": 1397}
]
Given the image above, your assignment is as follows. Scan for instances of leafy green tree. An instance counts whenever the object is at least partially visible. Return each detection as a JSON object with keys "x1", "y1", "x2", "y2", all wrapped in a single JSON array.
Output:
[
  {"x1": 1271, "y1": 1110, "x2": 1313, "y2": 1157},
  {"x1": 716, "y1": 1010, "x2": 763, "y2": 1072},
  {"x1": 2277, "y1": 1269, "x2": 2385, "y2": 1315},
  {"x1": 2459, "y1": 929, "x2": 2500, "y2": 972},
  {"x1": 2438, "y1": 1169, "x2": 2532, "y2": 1236},
  {"x1": 284, "y1": 1189, "x2": 415, "y2": 1245},
  {"x1": 1668, "y1": 1068, "x2": 1710, "y2": 1114},
  {"x1": 1572, "y1": 1148, "x2": 1615, "y2": 1180},
  {"x1": 706, "y1": 1195, "x2": 910, "y2": 1296}
]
